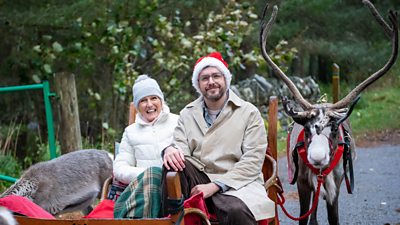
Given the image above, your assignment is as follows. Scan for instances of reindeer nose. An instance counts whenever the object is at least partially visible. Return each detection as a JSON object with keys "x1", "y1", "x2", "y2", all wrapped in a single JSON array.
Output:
[
  {"x1": 308, "y1": 151, "x2": 326, "y2": 166},
  {"x1": 308, "y1": 135, "x2": 330, "y2": 167}
]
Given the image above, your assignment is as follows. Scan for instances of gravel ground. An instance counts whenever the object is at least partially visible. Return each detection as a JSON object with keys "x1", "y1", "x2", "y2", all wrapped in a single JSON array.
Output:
[{"x1": 277, "y1": 145, "x2": 400, "y2": 225}]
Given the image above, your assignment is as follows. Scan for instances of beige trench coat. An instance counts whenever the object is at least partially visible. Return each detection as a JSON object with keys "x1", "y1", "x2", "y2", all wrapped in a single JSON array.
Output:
[{"x1": 173, "y1": 90, "x2": 275, "y2": 220}]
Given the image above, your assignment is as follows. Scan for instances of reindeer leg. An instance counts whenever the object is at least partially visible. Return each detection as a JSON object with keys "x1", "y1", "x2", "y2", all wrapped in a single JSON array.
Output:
[
  {"x1": 309, "y1": 191, "x2": 319, "y2": 225},
  {"x1": 326, "y1": 193, "x2": 340, "y2": 225},
  {"x1": 326, "y1": 173, "x2": 342, "y2": 225},
  {"x1": 297, "y1": 180, "x2": 311, "y2": 225}
]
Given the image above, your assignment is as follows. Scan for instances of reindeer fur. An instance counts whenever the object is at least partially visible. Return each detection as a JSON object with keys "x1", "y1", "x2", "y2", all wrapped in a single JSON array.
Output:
[{"x1": 0, "y1": 149, "x2": 113, "y2": 215}]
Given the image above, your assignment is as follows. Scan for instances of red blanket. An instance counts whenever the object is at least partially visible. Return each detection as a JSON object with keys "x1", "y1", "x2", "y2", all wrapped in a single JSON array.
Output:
[
  {"x1": 84, "y1": 199, "x2": 115, "y2": 218},
  {"x1": 0, "y1": 195, "x2": 55, "y2": 219}
]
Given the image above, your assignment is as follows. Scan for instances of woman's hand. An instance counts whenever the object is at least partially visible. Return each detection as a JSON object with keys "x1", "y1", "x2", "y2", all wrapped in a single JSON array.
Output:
[{"x1": 163, "y1": 145, "x2": 185, "y2": 171}]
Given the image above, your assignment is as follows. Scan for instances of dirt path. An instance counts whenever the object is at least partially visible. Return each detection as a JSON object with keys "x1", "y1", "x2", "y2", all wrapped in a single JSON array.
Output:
[
  {"x1": 355, "y1": 129, "x2": 400, "y2": 147},
  {"x1": 277, "y1": 145, "x2": 400, "y2": 225}
]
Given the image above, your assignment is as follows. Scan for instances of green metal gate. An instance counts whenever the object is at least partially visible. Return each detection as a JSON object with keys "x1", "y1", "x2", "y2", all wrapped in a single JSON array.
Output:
[{"x1": 0, "y1": 81, "x2": 57, "y2": 182}]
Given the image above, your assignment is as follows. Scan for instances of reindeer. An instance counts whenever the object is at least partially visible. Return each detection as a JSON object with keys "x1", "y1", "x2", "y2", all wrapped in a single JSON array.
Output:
[
  {"x1": 260, "y1": 1, "x2": 398, "y2": 225},
  {"x1": 0, "y1": 149, "x2": 113, "y2": 216}
]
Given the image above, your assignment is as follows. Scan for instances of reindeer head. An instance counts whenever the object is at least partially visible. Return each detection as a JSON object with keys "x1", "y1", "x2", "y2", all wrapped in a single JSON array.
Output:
[{"x1": 260, "y1": 1, "x2": 398, "y2": 168}]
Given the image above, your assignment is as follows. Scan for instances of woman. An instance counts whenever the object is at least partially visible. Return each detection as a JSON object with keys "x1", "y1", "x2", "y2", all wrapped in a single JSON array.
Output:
[
  {"x1": 113, "y1": 74, "x2": 179, "y2": 185},
  {"x1": 109, "y1": 75, "x2": 178, "y2": 219}
]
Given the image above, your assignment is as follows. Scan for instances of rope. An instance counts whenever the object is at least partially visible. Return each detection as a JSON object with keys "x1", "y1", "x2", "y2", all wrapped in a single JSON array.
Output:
[{"x1": 277, "y1": 176, "x2": 324, "y2": 221}]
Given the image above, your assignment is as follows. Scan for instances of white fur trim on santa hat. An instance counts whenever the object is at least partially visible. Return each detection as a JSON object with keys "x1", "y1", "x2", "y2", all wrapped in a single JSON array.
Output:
[{"x1": 192, "y1": 57, "x2": 232, "y2": 94}]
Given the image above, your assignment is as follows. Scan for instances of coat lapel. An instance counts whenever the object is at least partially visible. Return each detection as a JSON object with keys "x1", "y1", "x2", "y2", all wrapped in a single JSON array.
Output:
[
  {"x1": 207, "y1": 90, "x2": 242, "y2": 134},
  {"x1": 187, "y1": 97, "x2": 208, "y2": 135}
]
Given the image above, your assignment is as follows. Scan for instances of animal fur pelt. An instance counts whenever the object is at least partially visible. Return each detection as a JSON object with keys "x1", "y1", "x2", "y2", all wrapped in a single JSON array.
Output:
[{"x1": 0, "y1": 149, "x2": 113, "y2": 215}]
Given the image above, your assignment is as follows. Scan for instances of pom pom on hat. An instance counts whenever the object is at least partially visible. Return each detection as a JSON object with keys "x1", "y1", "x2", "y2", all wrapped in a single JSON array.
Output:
[
  {"x1": 192, "y1": 52, "x2": 232, "y2": 94},
  {"x1": 132, "y1": 75, "x2": 164, "y2": 108}
]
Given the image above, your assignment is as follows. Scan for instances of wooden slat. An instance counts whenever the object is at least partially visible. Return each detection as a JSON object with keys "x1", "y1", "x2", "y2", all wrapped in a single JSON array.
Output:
[
  {"x1": 166, "y1": 172, "x2": 184, "y2": 225},
  {"x1": 128, "y1": 102, "x2": 136, "y2": 125},
  {"x1": 268, "y1": 96, "x2": 279, "y2": 225},
  {"x1": 267, "y1": 96, "x2": 278, "y2": 162}
]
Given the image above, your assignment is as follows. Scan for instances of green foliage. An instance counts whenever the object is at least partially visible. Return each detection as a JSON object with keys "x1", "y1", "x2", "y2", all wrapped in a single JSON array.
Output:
[
  {"x1": 25, "y1": 0, "x2": 262, "y2": 95},
  {"x1": 0, "y1": 120, "x2": 59, "y2": 169},
  {"x1": 0, "y1": 154, "x2": 22, "y2": 192},
  {"x1": 269, "y1": 0, "x2": 399, "y2": 79},
  {"x1": 269, "y1": 40, "x2": 298, "y2": 73},
  {"x1": 1, "y1": 0, "x2": 266, "y2": 148},
  {"x1": 1, "y1": 0, "x2": 399, "y2": 163},
  {"x1": 316, "y1": 63, "x2": 400, "y2": 137},
  {"x1": 349, "y1": 77, "x2": 400, "y2": 135}
]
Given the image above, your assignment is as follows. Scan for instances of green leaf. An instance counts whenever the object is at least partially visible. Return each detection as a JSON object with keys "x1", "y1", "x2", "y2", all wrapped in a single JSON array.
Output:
[
  {"x1": 33, "y1": 45, "x2": 42, "y2": 53},
  {"x1": 42, "y1": 35, "x2": 52, "y2": 41},
  {"x1": 94, "y1": 93, "x2": 101, "y2": 101},
  {"x1": 32, "y1": 74, "x2": 41, "y2": 83},
  {"x1": 169, "y1": 78, "x2": 177, "y2": 86},
  {"x1": 119, "y1": 20, "x2": 129, "y2": 27},
  {"x1": 74, "y1": 42, "x2": 82, "y2": 50},
  {"x1": 43, "y1": 64, "x2": 52, "y2": 74}
]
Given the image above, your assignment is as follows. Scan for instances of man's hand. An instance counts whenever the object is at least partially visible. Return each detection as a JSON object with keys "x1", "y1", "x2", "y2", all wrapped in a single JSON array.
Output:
[
  {"x1": 190, "y1": 183, "x2": 220, "y2": 199},
  {"x1": 163, "y1": 145, "x2": 185, "y2": 171}
]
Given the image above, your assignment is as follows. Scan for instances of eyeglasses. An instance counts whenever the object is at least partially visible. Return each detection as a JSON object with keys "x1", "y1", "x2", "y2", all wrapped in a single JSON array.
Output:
[{"x1": 198, "y1": 73, "x2": 224, "y2": 83}]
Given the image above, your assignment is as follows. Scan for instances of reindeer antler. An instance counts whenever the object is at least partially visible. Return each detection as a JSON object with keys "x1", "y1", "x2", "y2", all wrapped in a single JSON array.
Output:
[
  {"x1": 260, "y1": 5, "x2": 313, "y2": 111},
  {"x1": 362, "y1": 0, "x2": 393, "y2": 38},
  {"x1": 260, "y1": 1, "x2": 398, "y2": 112},
  {"x1": 331, "y1": 1, "x2": 398, "y2": 109}
]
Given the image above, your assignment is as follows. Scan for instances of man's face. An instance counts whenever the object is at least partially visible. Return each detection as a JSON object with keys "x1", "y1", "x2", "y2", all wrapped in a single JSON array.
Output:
[{"x1": 198, "y1": 67, "x2": 227, "y2": 102}]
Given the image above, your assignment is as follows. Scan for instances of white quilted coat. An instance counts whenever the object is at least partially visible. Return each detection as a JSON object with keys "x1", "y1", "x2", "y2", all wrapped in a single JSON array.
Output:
[{"x1": 113, "y1": 105, "x2": 178, "y2": 184}]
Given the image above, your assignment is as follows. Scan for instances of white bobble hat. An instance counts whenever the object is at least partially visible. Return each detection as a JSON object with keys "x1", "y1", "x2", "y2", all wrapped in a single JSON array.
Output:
[{"x1": 132, "y1": 75, "x2": 164, "y2": 108}]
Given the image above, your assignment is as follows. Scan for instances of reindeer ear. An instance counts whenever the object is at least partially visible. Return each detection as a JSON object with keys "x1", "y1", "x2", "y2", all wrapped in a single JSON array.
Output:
[
  {"x1": 292, "y1": 116, "x2": 309, "y2": 126},
  {"x1": 336, "y1": 95, "x2": 361, "y2": 125},
  {"x1": 282, "y1": 96, "x2": 316, "y2": 126}
]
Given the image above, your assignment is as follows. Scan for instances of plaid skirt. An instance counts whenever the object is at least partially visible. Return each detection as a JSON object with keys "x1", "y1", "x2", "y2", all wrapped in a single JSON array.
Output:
[{"x1": 114, "y1": 166, "x2": 162, "y2": 218}]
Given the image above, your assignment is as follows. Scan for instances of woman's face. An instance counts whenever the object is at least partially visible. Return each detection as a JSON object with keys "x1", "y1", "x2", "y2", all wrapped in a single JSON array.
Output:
[{"x1": 138, "y1": 95, "x2": 162, "y2": 122}]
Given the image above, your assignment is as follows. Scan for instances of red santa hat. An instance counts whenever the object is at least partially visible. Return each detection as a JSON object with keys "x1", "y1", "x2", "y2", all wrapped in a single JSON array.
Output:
[{"x1": 192, "y1": 52, "x2": 232, "y2": 94}]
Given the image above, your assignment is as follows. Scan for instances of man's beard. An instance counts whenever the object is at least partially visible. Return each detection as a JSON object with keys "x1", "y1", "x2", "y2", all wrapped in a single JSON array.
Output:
[{"x1": 202, "y1": 84, "x2": 226, "y2": 102}]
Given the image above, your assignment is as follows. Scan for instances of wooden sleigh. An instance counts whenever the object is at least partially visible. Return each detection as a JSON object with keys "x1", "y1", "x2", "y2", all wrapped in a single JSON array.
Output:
[{"x1": 14, "y1": 96, "x2": 281, "y2": 225}]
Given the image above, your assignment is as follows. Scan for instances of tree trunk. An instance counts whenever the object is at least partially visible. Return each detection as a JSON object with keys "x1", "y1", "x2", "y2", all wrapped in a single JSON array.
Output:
[
  {"x1": 291, "y1": 54, "x2": 303, "y2": 76},
  {"x1": 54, "y1": 72, "x2": 82, "y2": 154},
  {"x1": 308, "y1": 54, "x2": 318, "y2": 80},
  {"x1": 317, "y1": 55, "x2": 330, "y2": 83}
]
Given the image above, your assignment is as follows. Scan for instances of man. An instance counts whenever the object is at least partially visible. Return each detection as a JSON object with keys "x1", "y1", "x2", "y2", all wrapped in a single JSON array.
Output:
[{"x1": 162, "y1": 52, "x2": 274, "y2": 224}]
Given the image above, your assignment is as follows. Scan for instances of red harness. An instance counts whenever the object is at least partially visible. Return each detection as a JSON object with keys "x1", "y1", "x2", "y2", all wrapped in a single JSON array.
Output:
[
  {"x1": 278, "y1": 125, "x2": 346, "y2": 221},
  {"x1": 296, "y1": 128, "x2": 345, "y2": 177}
]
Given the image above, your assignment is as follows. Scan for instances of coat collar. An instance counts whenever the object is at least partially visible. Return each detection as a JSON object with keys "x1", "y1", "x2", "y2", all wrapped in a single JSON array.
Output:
[{"x1": 186, "y1": 89, "x2": 242, "y2": 135}]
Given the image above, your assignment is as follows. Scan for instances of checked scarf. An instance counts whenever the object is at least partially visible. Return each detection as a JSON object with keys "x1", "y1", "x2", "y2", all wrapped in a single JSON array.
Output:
[{"x1": 114, "y1": 166, "x2": 162, "y2": 218}]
